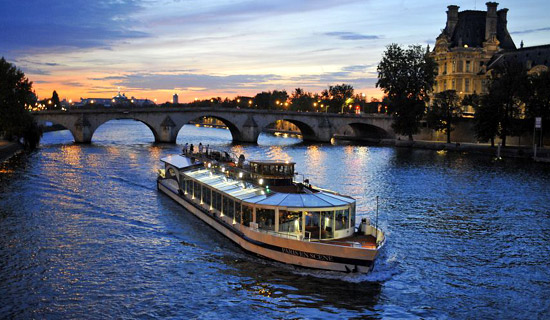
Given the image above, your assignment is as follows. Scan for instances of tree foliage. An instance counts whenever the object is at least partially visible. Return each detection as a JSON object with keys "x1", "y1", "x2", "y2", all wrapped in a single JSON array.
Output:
[
  {"x1": 321, "y1": 84, "x2": 354, "y2": 113},
  {"x1": 290, "y1": 88, "x2": 315, "y2": 112},
  {"x1": 426, "y1": 90, "x2": 462, "y2": 143},
  {"x1": 253, "y1": 90, "x2": 288, "y2": 110},
  {"x1": 524, "y1": 70, "x2": 550, "y2": 143},
  {"x1": 51, "y1": 90, "x2": 61, "y2": 110},
  {"x1": 0, "y1": 57, "x2": 42, "y2": 149},
  {"x1": 484, "y1": 61, "x2": 528, "y2": 146},
  {"x1": 376, "y1": 44, "x2": 436, "y2": 140}
]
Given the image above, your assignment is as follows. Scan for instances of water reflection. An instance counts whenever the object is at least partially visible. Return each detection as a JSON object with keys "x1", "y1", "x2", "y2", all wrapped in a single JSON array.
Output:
[{"x1": 220, "y1": 256, "x2": 382, "y2": 317}]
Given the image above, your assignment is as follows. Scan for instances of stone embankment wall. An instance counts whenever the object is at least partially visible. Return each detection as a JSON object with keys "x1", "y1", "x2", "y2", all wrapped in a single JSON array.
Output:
[{"x1": 0, "y1": 141, "x2": 22, "y2": 163}]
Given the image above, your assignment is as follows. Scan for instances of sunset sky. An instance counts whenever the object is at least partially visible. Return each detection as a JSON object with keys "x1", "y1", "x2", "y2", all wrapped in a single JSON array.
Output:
[{"x1": 2, "y1": 0, "x2": 549, "y2": 103}]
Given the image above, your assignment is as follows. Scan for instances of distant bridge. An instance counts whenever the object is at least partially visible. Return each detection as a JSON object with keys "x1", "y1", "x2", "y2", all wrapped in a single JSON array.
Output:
[{"x1": 32, "y1": 107, "x2": 395, "y2": 144}]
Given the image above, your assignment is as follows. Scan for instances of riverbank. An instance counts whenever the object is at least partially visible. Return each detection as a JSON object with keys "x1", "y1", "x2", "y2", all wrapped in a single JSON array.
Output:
[
  {"x1": 0, "y1": 140, "x2": 23, "y2": 163},
  {"x1": 334, "y1": 135, "x2": 550, "y2": 161}
]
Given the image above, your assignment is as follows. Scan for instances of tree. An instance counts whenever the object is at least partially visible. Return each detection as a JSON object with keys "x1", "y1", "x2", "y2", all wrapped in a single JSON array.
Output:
[
  {"x1": 465, "y1": 93, "x2": 497, "y2": 147},
  {"x1": 290, "y1": 88, "x2": 315, "y2": 112},
  {"x1": 253, "y1": 90, "x2": 288, "y2": 110},
  {"x1": 51, "y1": 90, "x2": 61, "y2": 110},
  {"x1": 376, "y1": 44, "x2": 436, "y2": 140},
  {"x1": 426, "y1": 90, "x2": 462, "y2": 143},
  {"x1": 0, "y1": 57, "x2": 42, "y2": 149},
  {"x1": 321, "y1": 84, "x2": 354, "y2": 113},
  {"x1": 486, "y1": 61, "x2": 528, "y2": 146},
  {"x1": 524, "y1": 70, "x2": 550, "y2": 145}
]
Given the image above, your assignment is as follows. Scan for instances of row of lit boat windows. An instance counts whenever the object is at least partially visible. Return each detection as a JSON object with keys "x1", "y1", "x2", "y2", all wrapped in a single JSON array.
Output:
[{"x1": 182, "y1": 178, "x2": 354, "y2": 240}]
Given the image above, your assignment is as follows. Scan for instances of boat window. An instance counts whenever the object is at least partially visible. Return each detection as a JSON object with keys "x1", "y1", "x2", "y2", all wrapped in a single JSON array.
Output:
[
  {"x1": 278, "y1": 210, "x2": 302, "y2": 234},
  {"x1": 193, "y1": 181, "x2": 201, "y2": 201},
  {"x1": 305, "y1": 211, "x2": 320, "y2": 240},
  {"x1": 321, "y1": 211, "x2": 334, "y2": 239},
  {"x1": 335, "y1": 210, "x2": 348, "y2": 231},
  {"x1": 350, "y1": 205, "x2": 355, "y2": 230},
  {"x1": 235, "y1": 202, "x2": 241, "y2": 224},
  {"x1": 256, "y1": 208, "x2": 275, "y2": 231},
  {"x1": 185, "y1": 179, "x2": 192, "y2": 196},
  {"x1": 203, "y1": 185, "x2": 211, "y2": 207},
  {"x1": 242, "y1": 205, "x2": 253, "y2": 226},
  {"x1": 212, "y1": 191, "x2": 222, "y2": 212},
  {"x1": 344, "y1": 208, "x2": 350, "y2": 229},
  {"x1": 168, "y1": 167, "x2": 177, "y2": 179},
  {"x1": 223, "y1": 196, "x2": 234, "y2": 219}
]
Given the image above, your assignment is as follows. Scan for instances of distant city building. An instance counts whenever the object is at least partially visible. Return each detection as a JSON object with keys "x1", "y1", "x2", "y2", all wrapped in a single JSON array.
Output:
[
  {"x1": 173, "y1": 93, "x2": 179, "y2": 104},
  {"x1": 76, "y1": 91, "x2": 156, "y2": 107},
  {"x1": 431, "y1": 2, "x2": 550, "y2": 114}
]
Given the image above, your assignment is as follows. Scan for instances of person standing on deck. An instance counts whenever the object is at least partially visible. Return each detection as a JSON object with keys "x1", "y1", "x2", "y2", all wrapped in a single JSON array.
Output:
[
  {"x1": 198, "y1": 143, "x2": 203, "y2": 154},
  {"x1": 183, "y1": 143, "x2": 188, "y2": 154},
  {"x1": 189, "y1": 144, "x2": 194, "y2": 154}
]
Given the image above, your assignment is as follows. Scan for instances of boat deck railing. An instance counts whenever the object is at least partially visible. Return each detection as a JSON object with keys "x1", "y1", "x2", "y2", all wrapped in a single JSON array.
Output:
[{"x1": 253, "y1": 227, "x2": 380, "y2": 249}]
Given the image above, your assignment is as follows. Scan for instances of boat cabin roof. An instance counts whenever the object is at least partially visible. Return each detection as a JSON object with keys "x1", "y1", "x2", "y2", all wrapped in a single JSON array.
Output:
[
  {"x1": 184, "y1": 167, "x2": 354, "y2": 208},
  {"x1": 248, "y1": 160, "x2": 295, "y2": 177},
  {"x1": 161, "y1": 155, "x2": 197, "y2": 169}
]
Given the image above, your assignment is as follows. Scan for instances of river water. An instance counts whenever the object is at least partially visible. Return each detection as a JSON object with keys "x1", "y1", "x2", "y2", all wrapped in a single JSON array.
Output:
[{"x1": 1, "y1": 120, "x2": 549, "y2": 319}]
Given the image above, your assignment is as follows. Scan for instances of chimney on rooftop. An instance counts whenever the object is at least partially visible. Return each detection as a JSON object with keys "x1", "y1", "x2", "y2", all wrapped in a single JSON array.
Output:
[
  {"x1": 446, "y1": 5, "x2": 460, "y2": 36},
  {"x1": 485, "y1": 2, "x2": 498, "y2": 40}
]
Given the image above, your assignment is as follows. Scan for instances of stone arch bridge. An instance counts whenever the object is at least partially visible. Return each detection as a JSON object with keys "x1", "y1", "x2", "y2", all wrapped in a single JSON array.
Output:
[{"x1": 32, "y1": 107, "x2": 395, "y2": 144}]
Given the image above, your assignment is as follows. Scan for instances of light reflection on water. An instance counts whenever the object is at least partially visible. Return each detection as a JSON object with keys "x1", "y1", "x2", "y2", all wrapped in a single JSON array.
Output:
[{"x1": 1, "y1": 120, "x2": 550, "y2": 319}]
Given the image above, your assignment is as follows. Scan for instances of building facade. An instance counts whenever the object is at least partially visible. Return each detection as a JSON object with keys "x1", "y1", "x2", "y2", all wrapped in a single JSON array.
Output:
[
  {"x1": 431, "y1": 2, "x2": 516, "y2": 114},
  {"x1": 431, "y1": 2, "x2": 550, "y2": 115}
]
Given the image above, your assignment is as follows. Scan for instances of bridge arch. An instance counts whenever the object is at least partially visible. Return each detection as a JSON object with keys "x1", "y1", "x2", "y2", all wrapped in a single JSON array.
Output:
[
  {"x1": 262, "y1": 119, "x2": 317, "y2": 142},
  {"x1": 337, "y1": 122, "x2": 391, "y2": 142},
  {"x1": 90, "y1": 118, "x2": 160, "y2": 143},
  {"x1": 34, "y1": 117, "x2": 78, "y2": 143},
  {"x1": 179, "y1": 115, "x2": 244, "y2": 142}
]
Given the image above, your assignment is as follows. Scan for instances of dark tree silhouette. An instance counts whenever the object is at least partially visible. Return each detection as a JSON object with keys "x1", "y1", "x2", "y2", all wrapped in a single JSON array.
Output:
[
  {"x1": 426, "y1": 90, "x2": 462, "y2": 143},
  {"x1": 524, "y1": 70, "x2": 550, "y2": 145},
  {"x1": 376, "y1": 44, "x2": 436, "y2": 140},
  {"x1": 51, "y1": 90, "x2": 61, "y2": 110},
  {"x1": 0, "y1": 57, "x2": 42, "y2": 149},
  {"x1": 290, "y1": 88, "x2": 315, "y2": 112},
  {"x1": 321, "y1": 84, "x2": 354, "y2": 113},
  {"x1": 486, "y1": 61, "x2": 528, "y2": 146},
  {"x1": 465, "y1": 93, "x2": 497, "y2": 147}
]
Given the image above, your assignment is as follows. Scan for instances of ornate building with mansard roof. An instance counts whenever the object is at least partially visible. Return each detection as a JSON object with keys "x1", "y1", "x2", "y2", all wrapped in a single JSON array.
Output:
[{"x1": 431, "y1": 2, "x2": 550, "y2": 114}]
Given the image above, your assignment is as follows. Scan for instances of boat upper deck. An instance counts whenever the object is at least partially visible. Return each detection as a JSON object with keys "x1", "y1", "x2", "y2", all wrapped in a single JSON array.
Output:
[{"x1": 182, "y1": 165, "x2": 355, "y2": 209}]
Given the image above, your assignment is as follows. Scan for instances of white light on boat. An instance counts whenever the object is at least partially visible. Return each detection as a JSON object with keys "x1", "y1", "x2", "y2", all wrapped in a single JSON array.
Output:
[
  {"x1": 239, "y1": 172, "x2": 243, "y2": 178},
  {"x1": 221, "y1": 167, "x2": 225, "y2": 172},
  {"x1": 259, "y1": 178, "x2": 264, "y2": 185},
  {"x1": 207, "y1": 163, "x2": 211, "y2": 168}
]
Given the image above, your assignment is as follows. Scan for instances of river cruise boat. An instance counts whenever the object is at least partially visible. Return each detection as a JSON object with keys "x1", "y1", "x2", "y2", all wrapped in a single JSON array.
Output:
[{"x1": 157, "y1": 147, "x2": 385, "y2": 273}]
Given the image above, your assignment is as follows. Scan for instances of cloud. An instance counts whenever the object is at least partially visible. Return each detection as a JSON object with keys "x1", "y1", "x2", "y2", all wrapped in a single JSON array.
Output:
[
  {"x1": 0, "y1": 0, "x2": 148, "y2": 53},
  {"x1": 148, "y1": 0, "x2": 364, "y2": 27},
  {"x1": 510, "y1": 27, "x2": 550, "y2": 35},
  {"x1": 341, "y1": 64, "x2": 376, "y2": 72},
  {"x1": 324, "y1": 32, "x2": 380, "y2": 40},
  {"x1": 21, "y1": 68, "x2": 51, "y2": 76},
  {"x1": 95, "y1": 73, "x2": 282, "y2": 90}
]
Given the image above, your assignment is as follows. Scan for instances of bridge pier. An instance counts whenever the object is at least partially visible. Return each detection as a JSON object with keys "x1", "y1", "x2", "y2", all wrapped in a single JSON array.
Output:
[
  {"x1": 155, "y1": 116, "x2": 179, "y2": 143},
  {"x1": 306, "y1": 117, "x2": 334, "y2": 143},
  {"x1": 73, "y1": 115, "x2": 93, "y2": 143},
  {"x1": 235, "y1": 116, "x2": 261, "y2": 143}
]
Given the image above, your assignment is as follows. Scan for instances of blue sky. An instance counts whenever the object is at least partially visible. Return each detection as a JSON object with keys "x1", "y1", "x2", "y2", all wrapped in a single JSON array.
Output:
[{"x1": 1, "y1": 0, "x2": 549, "y2": 102}]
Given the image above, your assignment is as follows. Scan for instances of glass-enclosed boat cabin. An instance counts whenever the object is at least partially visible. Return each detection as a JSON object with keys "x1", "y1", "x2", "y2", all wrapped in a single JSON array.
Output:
[{"x1": 160, "y1": 155, "x2": 357, "y2": 241}]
